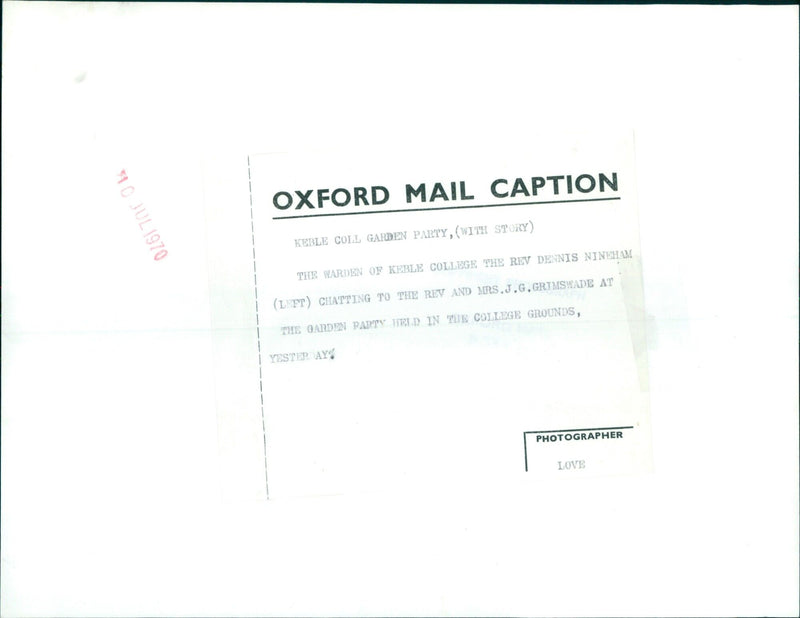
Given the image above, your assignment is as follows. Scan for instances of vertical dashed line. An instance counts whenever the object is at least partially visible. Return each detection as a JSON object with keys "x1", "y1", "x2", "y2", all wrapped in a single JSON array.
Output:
[{"x1": 248, "y1": 155, "x2": 269, "y2": 499}]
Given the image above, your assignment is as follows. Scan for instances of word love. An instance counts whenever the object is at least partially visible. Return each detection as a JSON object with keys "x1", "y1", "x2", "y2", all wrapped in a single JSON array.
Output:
[{"x1": 117, "y1": 169, "x2": 168, "y2": 261}]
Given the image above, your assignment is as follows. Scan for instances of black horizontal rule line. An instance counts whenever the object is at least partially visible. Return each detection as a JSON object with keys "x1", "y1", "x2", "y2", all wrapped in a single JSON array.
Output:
[
  {"x1": 524, "y1": 426, "x2": 634, "y2": 434},
  {"x1": 271, "y1": 196, "x2": 621, "y2": 220}
]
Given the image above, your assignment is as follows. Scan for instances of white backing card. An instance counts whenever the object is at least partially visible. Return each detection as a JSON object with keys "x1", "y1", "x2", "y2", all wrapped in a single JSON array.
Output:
[{"x1": 2, "y1": 3, "x2": 798, "y2": 616}]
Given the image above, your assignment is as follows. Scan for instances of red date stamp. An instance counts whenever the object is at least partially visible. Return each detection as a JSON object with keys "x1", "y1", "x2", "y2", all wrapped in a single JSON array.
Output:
[{"x1": 117, "y1": 168, "x2": 168, "y2": 261}]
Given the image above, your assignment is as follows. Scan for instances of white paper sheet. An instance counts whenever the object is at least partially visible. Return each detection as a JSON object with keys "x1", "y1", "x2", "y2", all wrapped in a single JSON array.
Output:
[{"x1": 205, "y1": 137, "x2": 652, "y2": 500}]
